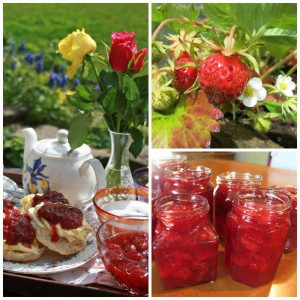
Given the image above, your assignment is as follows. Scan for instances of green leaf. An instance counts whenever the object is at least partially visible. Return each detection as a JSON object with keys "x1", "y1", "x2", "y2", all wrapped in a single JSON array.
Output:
[
  {"x1": 203, "y1": 3, "x2": 297, "y2": 35},
  {"x1": 152, "y1": 4, "x2": 200, "y2": 34},
  {"x1": 134, "y1": 75, "x2": 148, "y2": 100},
  {"x1": 123, "y1": 76, "x2": 139, "y2": 101},
  {"x1": 99, "y1": 69, "x2": 118, "y2": 89},
  {"x1": 129, "y1": 127, "x2": 144, "y2": 158},
  {"x1": 76, "y1": 85, "x2": 92, "y2": 101},
  {"x1": 152, "y1": 92, "x2": 223, "y2": 148},
  {"x1": 67, "y1": 94, "x2": 94, "y2": 112},
  {"x1": 98, "y1": 87, "x2": 127, "y2": 114},
  {"x1": 239, "y1": 52, "x2": 260, "y2": 74},
  {"x1": 68, "y1": 112, "x2": 92, "y2": 152}
]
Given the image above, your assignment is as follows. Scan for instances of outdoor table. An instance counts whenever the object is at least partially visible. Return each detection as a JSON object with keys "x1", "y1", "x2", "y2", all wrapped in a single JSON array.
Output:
[
  {"x1": 152, "y1": 158, "x2": 297, "y2": 297},
  {"x1": 3, "y1": 169, "x2": 131, "y2": 297}
]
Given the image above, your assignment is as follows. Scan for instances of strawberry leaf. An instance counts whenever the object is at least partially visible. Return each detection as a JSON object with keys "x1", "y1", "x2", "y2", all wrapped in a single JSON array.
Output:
[{"x1": 152, "y1": 92, "x2": 223, "y2": 148}]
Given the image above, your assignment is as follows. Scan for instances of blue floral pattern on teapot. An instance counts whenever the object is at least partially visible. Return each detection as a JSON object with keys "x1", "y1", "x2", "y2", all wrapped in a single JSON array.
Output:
[{"x1": 24, "y1": 157, "x2": 50, "y2": 194}]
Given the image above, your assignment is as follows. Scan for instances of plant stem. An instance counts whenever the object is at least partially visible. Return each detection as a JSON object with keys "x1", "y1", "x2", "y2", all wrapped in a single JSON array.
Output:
[
  {"x1": 152, "y1": 17, "x2": 229, "y2": 40},
  {"x1": 116, "y1": 73, "x2": 124, "y2": 132},
  {"x1": 260, "y1": 49, "x2": 297, "y2": 81},
  {"x1": 86, "y1": 55, "x2": 104, "y2": 90},
  {"x1": 286, "y1": 64, "x2": 297, "y2": 77}
]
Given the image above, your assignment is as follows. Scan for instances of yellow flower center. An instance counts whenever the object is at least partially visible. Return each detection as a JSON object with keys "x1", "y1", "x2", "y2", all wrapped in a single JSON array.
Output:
[
  {"x1": 280, "y1": 82, "x2": 287, "y2": 90},
  {"x1": 244, "y1": 86, "x2": 254, "y2": 98}
]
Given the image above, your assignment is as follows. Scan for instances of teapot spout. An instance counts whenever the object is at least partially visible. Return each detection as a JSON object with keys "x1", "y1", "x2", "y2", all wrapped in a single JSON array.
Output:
[{"x1": 23, "y1": 128, "x2": 38, "y2": 163}]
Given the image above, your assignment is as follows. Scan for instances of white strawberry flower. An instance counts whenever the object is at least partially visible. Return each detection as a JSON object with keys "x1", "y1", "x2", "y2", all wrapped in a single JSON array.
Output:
[
  {"x1": 238, "y1": 77, "x2": 267, "y2": 107},
  {"x1": 275, "y1": 75, "x2": 296, "y2": 97}
]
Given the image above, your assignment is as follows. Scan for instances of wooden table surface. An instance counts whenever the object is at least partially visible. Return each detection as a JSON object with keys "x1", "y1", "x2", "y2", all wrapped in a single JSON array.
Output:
[{"x1": 152, "y1": 158, "x2": 297, "y2": 297}]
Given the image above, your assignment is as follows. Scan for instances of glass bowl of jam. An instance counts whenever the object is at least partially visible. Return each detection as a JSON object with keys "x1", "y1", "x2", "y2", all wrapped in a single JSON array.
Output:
[{"x1": 96, "y1": 216, "x2": 149, "y2": 296}]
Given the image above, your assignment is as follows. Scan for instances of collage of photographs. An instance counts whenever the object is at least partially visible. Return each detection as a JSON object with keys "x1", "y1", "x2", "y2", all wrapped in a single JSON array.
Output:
[{"x1": 2, "y1": 1, "x2": 297, "y2": 298}]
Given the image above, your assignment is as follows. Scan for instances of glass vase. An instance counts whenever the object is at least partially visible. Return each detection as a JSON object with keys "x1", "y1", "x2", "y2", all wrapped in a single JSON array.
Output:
[{"x1": 105, "y1": 130, "x2": 134, "y2": 188}]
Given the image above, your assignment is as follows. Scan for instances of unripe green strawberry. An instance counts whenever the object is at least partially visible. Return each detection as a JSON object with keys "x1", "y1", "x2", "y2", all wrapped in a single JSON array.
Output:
[
  {"x1": 152, "y1": 86, "x2": 179, "y2": 112},
  {"x1": 173, "y1": 57, "x2": 197, "y2": 93},
  {"x1": 152, "y1": 41, "x2": 165, "y2": 64},
  {"x1": 198, "y1": 53, "x2": 250, "y2": 104}
]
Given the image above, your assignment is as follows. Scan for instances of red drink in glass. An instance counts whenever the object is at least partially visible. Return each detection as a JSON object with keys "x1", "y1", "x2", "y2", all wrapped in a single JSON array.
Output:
[
  {"x1": 152, "y1": 189, "x2": 161, "y2": 261},
  {"x1": 270, "y1": 185, "x2": 297, "y2": 253},
  {"x1": 154, "y1": 194, "x2": 218, "y2": 290},
  {"x1": 214, "y1": 172, "x2": 262, "y2": 239},
  {"x1": 152, "y1": 155, "x2": 187, "y2": 194},
  {"x1": 163, "y1": 166, "x2": 214, "y2": 221},
  {"x1": 225, "y1": 188, "x2": 291, "y2": 287}
]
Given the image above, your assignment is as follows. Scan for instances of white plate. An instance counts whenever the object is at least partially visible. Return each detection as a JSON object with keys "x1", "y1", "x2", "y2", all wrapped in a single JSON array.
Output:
[{"x1": 3, "y1": 235, "x2": 98, "y2": 275}]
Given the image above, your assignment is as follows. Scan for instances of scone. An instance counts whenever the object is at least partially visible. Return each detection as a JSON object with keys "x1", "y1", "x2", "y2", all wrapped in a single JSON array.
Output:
[
  {"x1": 21, "y1": 191, "x2": 69, "y2": 214},
  {"x1": 3, "y1": 199, "x2": 45, "y2": 262},
  {"x1": 28, "y1": 201, "x2": 92, "y2": 256}
]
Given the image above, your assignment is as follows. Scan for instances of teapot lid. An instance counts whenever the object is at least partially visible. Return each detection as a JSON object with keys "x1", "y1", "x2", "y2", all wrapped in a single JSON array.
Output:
[{"x1": 35, "y1": 129, "x2": 90, "y2": 157}]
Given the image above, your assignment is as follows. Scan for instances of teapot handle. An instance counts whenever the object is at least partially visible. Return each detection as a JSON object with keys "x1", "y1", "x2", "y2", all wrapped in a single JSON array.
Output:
[{"x1": 81, "y1": 158, "x2": 106, "y2": 191}]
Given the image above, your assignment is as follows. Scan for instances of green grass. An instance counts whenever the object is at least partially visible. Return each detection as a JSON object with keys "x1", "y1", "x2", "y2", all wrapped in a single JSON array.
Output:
[{"x1": 4, "y1": 3, "x2": 148, "y2": 49}]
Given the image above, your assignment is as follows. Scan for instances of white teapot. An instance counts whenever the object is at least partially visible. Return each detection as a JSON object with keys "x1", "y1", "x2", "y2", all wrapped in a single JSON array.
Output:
[{"x1": 22, "y1": 127, "x2": 106, "y2": 207}]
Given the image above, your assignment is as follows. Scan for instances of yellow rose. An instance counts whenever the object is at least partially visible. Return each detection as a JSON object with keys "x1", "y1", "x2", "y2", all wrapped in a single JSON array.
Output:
[{"x1": 57, "y1": 29, "x2": 97, "y2": 79}]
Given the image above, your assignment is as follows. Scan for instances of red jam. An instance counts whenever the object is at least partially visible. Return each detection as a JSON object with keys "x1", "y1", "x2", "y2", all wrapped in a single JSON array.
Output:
[
  {"x1": 154, "y1": 195, "x2": 218, "y2": 290},
  {"x1": 270, "y1": 185, "x2": 297, "y2": 252},
  {"x1": 3, "y1": 201, "x2": 36, "y2": 246},
  {"x1": 163, "y1": 167, "x2": 214, "y2": 221},
  {"x1": 214, "y1": 173, "x2": 262, "y2": 239},
  {"x1": 33, "y1": 191, "x2": 69, "y2": 206},
  {"x1": 100, "y1": 232, "x2": 148, "y2": 296},
  {"x1": 225, "y1": 188, "x2": 291, "y2": 287},
  {"x1": 152, "y1": 156, "x2": 187, "y2": 193},
  {"x1": 3, "y1": 199, "x2": 17, "y2": 211}
]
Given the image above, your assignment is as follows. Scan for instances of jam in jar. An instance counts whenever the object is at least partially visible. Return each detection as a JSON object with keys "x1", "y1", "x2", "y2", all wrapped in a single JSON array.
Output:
[
  {"x1": 152, "y1": 155, "x2": 187, "y2": 194},
  {"x1": 153, "y1": 194, "x2": 218, "y2": 290},
  {"x1": 163, "y1": 166, "x2": 214, "y2": 221},
  {"x1": 270, "y1": 185, "x2": 297, "y2": 253},
  {"x1": 225, "y1": 188, "x2": 292, "y2": 287},
  {"x1": 214, "y1": 172, "x2": 262, "y2": 238}
]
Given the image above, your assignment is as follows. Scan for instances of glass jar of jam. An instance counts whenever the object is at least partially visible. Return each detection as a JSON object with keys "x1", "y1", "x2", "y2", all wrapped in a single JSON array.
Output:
[
  {"x1": 152, "y1": 189, "x2": 161, "y2": 261},
  {"x1": 152, "y1": 155, "x2": 187, "y2": 194},
  {"x1": 225, "y1": 188, "x2": 292, "y2": 287},
  {"x1": 214, "y1": 172, "x2": 262, "y2": 239},
  {"x1": 270, "y1": 185, "x2": 297, "y2": 253},
  {"x1": 153, "y1": 194, "x2": 218, "y2": 290},
  {"x1": 163, "y1": 166, "x2": 214, "y2": 221}
]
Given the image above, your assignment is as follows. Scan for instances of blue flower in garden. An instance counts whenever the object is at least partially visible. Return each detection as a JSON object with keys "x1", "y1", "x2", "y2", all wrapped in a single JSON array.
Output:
[
  {"x1": 56, "y1": 74, "x2": 64, "y2": 87},
  {"x1": 36, "y1": 59, "x2": 44, "y2": 73},
  {"x1": 49, "y1": 71, "x2": 56, "y2": 88},
  {"x1": 18, "y1": 41, "x2": 26, "y2": 52},
  {"x1": 94, "y1": 84, "x2": 100, "y2": 91},
  {"x1": 25, "y1": 52, "x2": 34, "y2": 64},
  {"x1": 74, "y1": 77, "x2": 80, "y2": 87},
  {"x1": 62, "y1": 74, "x2": 69, "y2": 86},
  {"x1": 10, "y1": 61, "x2": 16, "y2": 71},
  {"x1": 9, "y1": 43, "x2": 15, "y2": 55},
  {"x1": 35, "y1": 53, "x2": 42, "y2": 61}
]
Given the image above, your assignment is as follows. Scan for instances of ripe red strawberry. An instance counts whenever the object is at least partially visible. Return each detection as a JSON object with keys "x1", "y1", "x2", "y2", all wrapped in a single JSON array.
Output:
[
  {"x1": 198, "y1": 53, "x2": 250, "y2": 104},
  {"x1": 173, "y1": 57, "x2": 197, "y2": 93}
]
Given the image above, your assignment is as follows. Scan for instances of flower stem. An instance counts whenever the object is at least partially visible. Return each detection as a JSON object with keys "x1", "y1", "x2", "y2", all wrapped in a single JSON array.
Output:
[
  {"x1": 152, "y1": 17, "x2": 229, "y2": 40},
  {"x1": 86, "y1": 55, "x2": 104, "y2": 90},
  {"x1": 286, "y1": 64, "x2": 297, "y2": 77},
  {"x1": 260, "y1": 49, "x2": 297, "y2": 81}
]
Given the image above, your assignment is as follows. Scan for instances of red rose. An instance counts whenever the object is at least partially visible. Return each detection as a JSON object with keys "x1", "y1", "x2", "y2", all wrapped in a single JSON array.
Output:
[{"x1": 109, "y1": 31, "x2": 147, "y2": 73}]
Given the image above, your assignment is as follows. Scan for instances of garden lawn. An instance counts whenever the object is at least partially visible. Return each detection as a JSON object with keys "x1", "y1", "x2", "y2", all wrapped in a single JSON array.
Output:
[{"x1": 4, "y1": 3, "x2": 148, "y2": 49}]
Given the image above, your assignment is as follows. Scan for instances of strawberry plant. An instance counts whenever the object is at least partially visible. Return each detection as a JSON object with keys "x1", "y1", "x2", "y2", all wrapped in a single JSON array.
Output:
[{"x1": 152, "y1": 3, "x2": 297, "y2": 148}]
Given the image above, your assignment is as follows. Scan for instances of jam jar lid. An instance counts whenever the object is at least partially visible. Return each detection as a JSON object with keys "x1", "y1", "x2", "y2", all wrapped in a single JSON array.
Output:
[{"x1": 35, "y1": 129, "x2": 90, "y2": 157}]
